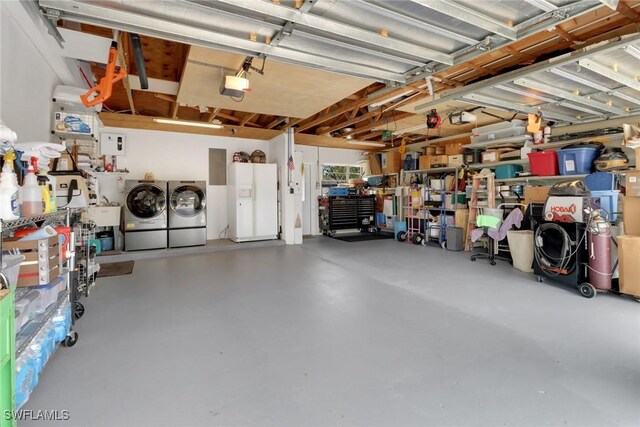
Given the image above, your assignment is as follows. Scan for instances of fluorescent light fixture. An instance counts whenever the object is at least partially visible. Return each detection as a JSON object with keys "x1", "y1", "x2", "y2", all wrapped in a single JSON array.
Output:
[
  {"x1": 369, "y1": 90, "x2": 414, "y2": 108},
  {"x1": 513, "y1": 77, "x2": 626, "y2": 115},
  {"x1": 393, "y1": 123, "x2": 427, "y2": 135},
  {"x1": 153, "y1": 118, "x2": 224, "y2": 129},
  {"x1": 623, "y1": 45, "x2": 640, "y2": 61},
  {"x1": 347, "y1": 140, "x2": 386, "y2": 147},
  {"x1": 578, "y1": 59, "x2": 640, "y2": 92}
]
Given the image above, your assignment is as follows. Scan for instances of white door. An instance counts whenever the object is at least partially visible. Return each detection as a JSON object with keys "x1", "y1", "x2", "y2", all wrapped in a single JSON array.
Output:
[
  {"x1": 254, "y1": 163, "x2": 278, "y2": 237},
  {"x1": 302, "y1": 162, "x2": 312, "y2": 235},
  {"x1": 235, "y1": 163, "x2": 254, "y2": 238}
]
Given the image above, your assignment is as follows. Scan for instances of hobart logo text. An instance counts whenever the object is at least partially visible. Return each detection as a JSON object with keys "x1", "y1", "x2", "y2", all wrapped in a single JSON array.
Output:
[{"x1": 551, "y1": 204, "x2": 577, "y2": 214}]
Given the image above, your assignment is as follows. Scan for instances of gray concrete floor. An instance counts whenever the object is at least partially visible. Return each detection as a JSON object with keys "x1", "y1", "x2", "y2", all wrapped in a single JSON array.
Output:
[{"x1": 22, "y1": 238, "x2": 640, "y2": 427}]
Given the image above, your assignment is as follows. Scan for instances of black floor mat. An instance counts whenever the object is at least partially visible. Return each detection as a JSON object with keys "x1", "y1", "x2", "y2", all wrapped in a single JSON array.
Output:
[{"x1": 332, "y1": 233, "x2": 393, "y2": 242}]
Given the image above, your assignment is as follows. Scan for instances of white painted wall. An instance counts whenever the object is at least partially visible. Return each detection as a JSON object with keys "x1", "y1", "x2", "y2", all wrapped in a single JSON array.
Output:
[
  {"x1": 97, "y1": 126, "x2": 270, "y2": 240},
  {"x1": 0, "y1": 2, "x2": 61, "y2": 143},
  {"x1": 295, "y1": 145, "x2": 365, "y2": 235}
]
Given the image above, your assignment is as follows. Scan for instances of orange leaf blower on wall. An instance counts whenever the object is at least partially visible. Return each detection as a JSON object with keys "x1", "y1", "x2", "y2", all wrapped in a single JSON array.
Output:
[{"x1": 81, "y1": 40, "x2": 127, "y2": 108}]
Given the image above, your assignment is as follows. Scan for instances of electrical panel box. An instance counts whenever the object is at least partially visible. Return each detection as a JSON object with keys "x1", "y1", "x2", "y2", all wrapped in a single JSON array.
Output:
[{"x1": 100, "y1": 133, "x2": 126, "y2": 156}]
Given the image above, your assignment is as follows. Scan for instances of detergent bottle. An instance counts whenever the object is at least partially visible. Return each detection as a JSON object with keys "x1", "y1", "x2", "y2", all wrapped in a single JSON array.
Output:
[
  {"x1": 0, "y1": 160, "x2": 20, "y2": 220},
  {"x1": 38, "y1": 176, "x2": 54, "y2": 213},
  {"x1": 21, "y1": 164, "x2": 43, "y2": 216}
]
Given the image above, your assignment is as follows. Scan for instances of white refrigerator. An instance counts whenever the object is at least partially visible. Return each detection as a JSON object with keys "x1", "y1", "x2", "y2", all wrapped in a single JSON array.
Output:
[{"x1": 228, "y1": 163, "x2": 278, "y2": 242}]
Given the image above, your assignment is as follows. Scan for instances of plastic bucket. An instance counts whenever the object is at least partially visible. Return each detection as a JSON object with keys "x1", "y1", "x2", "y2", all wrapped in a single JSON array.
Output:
[
  {"x1": 507, "y1": 230, "x2": 534, "y2": 273},
  {"x1": 557, "y1": 147, "x2": 599, "y2": 175}
]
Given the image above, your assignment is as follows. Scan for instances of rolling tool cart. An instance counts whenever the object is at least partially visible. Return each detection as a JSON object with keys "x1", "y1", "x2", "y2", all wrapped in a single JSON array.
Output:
[{"x1": 318, "y1": 195, "x2": 376, "y2": 236}]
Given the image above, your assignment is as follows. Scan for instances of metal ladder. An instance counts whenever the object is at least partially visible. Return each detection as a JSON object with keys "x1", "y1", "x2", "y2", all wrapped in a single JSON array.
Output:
[{"x1": 465, "y1": 173, "x2": 496, "y2": 251}]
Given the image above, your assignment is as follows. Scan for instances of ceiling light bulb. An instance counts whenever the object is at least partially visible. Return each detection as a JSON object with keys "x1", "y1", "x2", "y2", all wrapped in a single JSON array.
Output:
[
  {"x1": 612, "y1": 63, "x2": 619, "y2": 72},
  {"x1": 586, "y1": 96, "x2": 591, "y2": 100},
  {"x1": 576, "y1": 115, "x2": 582, "y2": 119},
  {"x1": 625, "y1": 107, "x2": 630, "y2": 112},
  {"x1": 573, "y1": 89, "x2": 580, "y2": 96},
  {"x1": 607, "y1": 100, "x2": 613, "y2": 106}
]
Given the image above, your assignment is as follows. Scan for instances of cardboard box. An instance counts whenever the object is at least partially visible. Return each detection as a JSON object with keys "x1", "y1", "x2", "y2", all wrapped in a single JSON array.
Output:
[
  {"x1": 3, "y1": 235, "x2": 61, "y2": 287},
  {"x1": 623, "y1": 196, "x2": 640, "y2": 236},
  {"x1": 482, "y1": 150, "x2": 500, "y2": 163},
  {"x1": 617, "y1": 235, "x2": 640, "y2": 297},
  {"x1": 369, "y1": 153, "x2": 382, "y2": 176},
  {"x1": 445, "y1": 142, "x2": 463, "y2": 156},
  {"x1": 448, "y1": 154, "x2": 464, "y2": 167},
  {"x1": 419, "y1": 155, "x2": 431, "y2": 170},
  {"x1": 382, "y1": 152, "x2": 401, "y2": 174},
  {"x1": 524, "y1": 186, "x2": 550, "y2": 205},
  {"x1": 83, "y1": 206, "x2": 121, "y2": 227},
  {"x1": 430, "y1": 155, "x2": 448, "y2": 167},
  {"x1": 625, "y1": 170, "x2": 640, "y2": 197}
]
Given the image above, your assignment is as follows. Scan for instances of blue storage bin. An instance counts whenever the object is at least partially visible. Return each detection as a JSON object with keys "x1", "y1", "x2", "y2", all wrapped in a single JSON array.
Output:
[
  {"x1": 394, "y1": 220, "x2": 407, "y2": 240},
  {"x1": 495, "y1": 164, "x2": 523, "y2": 179},
  {"x1": 585, "y1": 172, "x2": 615, "y2": 191},
  {"x1": 403, "y1": 158, "x2": 417, "y2": 171},
  {"x1": 328, "y1": 187, "x2": 349, "y2": 196},
  {"x1": 367, "y1": 176, "x2": 382, "y2": 186},
  {"x1": 557, "y1": 147, "x2": 599, "y2": 175},
  {"x1": 591, "y1": 190, "x2": 620, "y2": 221}
]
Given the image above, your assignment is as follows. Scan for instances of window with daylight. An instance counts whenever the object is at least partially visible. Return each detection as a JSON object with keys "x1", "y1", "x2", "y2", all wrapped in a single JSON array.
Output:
[{"x1": 321, "y1": 164, "x2": 363, "y2": 193}]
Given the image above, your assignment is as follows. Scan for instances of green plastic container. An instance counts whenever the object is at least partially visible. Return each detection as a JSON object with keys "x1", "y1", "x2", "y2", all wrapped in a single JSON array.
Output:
[{"x1": 0, "y1": 289, "x2": 15, "y2": 427}]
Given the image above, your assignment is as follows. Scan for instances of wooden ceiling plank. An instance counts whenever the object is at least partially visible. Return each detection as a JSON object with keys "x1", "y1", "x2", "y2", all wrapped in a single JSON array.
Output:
[
  {"x1": 153, "y1": 93, "x2": 177, "y2": 103},
  {"x1": 343, "y1": 111, "x2": 413, "y2": 137},
  {"x1": 116, "y1": 32, "x2": 136, "y2": 114},
  {"x1": 266, "y1": 116, "x2": 288, "y2": 129},
  {"x1": 616, "y1": 1, "x2": 640, "y2": 20},
  {"x1": 360, "y1": 130, "x2": 384, "y2": 141},
  {"x1": 216, "y1": 112, "x2": 242, "y2": 122},
  {"x1": 207, "y1": 107, "x2": 221, "y2": 122},
  {"x1": 98, "y1": 112, "x2": 281, "y2": 140},
  {"x1": 240, "y1": 112, "x2": 258, "y2": 126}
]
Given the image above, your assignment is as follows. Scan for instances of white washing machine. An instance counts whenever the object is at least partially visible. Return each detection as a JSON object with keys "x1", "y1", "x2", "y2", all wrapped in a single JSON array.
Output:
[
  {"x1": 124, "y1": 180, "x2": 168, "y2": 250},
  {"x1": 167, "y1": 180, "x2": 207, "y2": 248}
]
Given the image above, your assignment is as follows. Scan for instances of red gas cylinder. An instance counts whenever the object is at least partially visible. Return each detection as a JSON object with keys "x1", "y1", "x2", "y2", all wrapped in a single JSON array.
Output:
[{"x1": 588, "y1": 216, "x2": 612, "y2": 290}]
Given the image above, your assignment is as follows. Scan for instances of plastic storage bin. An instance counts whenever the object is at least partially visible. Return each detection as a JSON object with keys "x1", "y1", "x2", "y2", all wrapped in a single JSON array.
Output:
[
  {"x1": 462, "y1": 147, "x2": 484, "y2": 164},
  {"x1": 528, "y1": 151, "x2": 559, "y2": 176},
  {"x1": 557, "y1": 147, "x2": 599, "y2": 175},
  {"x1": 394, "y1": 220, "x2": 407, "y2": 240},
  {"x1": 471, "y1": 120, "x2": 527, "y2": 143},
  {"x1": 585, "y1": 172, "x2": 615, "y2": 191},
  {"x1": 328, "y1": 187, "x2": 349, "y2": 196},
  {"x1": 591, "y1": 190, "x2": 620, "y2": 221},
  {"x1": 507, "y1": 230, "x2": 534, "y2": 272},
  {"x1": 495, "y1": 164, "x2": 524, "y2": 179}
]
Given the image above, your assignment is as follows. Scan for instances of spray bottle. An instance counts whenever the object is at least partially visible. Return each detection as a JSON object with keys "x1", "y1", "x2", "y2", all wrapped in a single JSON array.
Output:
[
  {"x1": 38, "y1": 176, "x2": 53, "y2": 213},
  {"x1": 588, "y1": 212, "x2": 612, "y2": 290},
  {"x1": 21, "y1": 163, "x2": 43, "y2": 216},
  {"x1": 0, "y1": 153, "x2": 20, "y2": 220}
]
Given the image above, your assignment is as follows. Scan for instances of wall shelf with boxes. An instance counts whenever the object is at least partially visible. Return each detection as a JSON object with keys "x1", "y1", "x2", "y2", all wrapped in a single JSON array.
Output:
[{"x1": 399, "y1": 167, "x2": 468, "y2": 249}]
